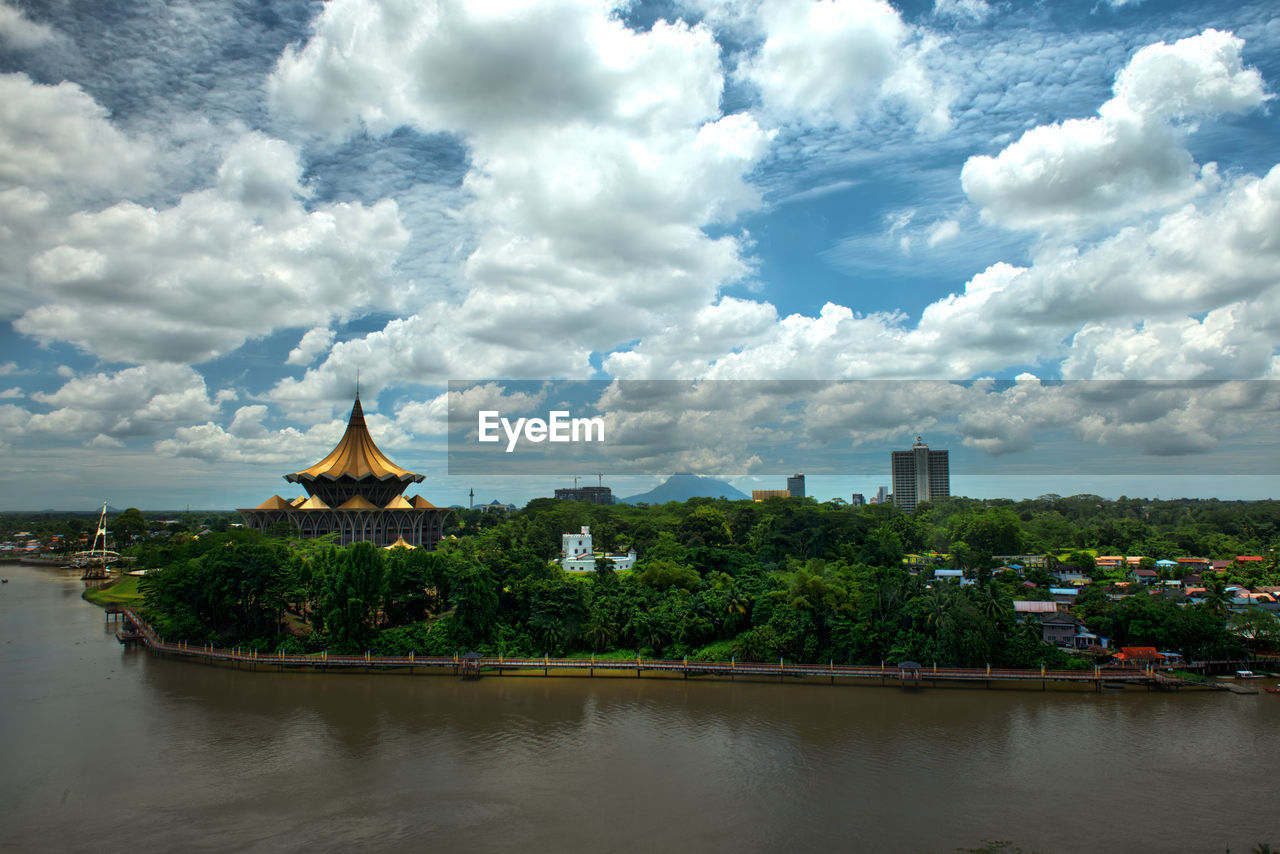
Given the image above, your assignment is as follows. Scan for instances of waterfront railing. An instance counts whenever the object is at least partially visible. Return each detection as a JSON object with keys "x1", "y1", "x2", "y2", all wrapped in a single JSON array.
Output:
[{"x1": 114, "y1": 607, "x2": 1183, "y2": 688}]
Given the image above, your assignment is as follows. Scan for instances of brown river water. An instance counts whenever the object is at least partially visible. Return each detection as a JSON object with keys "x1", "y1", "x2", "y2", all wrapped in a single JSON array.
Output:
[{"x1": 1, "y1": 563, "x2": 1277, "y2": 853}]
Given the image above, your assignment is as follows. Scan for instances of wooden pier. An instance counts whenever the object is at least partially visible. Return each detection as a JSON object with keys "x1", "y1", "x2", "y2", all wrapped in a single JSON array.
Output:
[{"x1": 109, "y1": 607, "x2": 1198, "y2": 691}]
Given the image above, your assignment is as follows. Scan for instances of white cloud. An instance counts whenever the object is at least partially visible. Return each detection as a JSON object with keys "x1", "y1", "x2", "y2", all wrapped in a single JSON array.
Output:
[
  {"x1": 13, "y1": 132, "x2": 410, "y2": 364},
  {"x1": 0, "y1": 74, "x2": 152, "y2": 197},
  {"x1": 926, "y1": 218, "x2": 961, "y2": 247},
  {"x1": 156, "y1": 398, "x2": 417, "y2": 468},
  {"x1": 602, "y1": 157, "x2": 1280, "y2": 386},
  {"x1": 267, "y1": 0, "x2": 773, "y2": 390},
  {"x1": 932, "y1": 0, "x2": 992, "y2": 23},
  {"x1": 0, "y1": 2, "x2": 60, "y2": 50},
  {"x1": 286, "y1": 327, "x2": 336, "y2": 367},
  {"x1": 271, "y1": 1, "x2": 725, "y2": 137},
  {"x1": 0, "y1": 387, "x2": 21, "y2": 399},
  {"x1": 26, "y1": 364, "x2": 226, "y2": 439},
  {"x1": 961, "y1": 29, "x2": 1267, "y2": 232},
  {"x1": 1062, "y1": 306, "x2": 1275, "y2": 381},
  {"x1": 739, "y1": 0, "x2": 951, "y2": 132}
]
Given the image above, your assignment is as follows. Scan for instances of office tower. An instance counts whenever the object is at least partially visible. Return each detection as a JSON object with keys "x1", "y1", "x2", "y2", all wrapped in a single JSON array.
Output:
[
  {"x1": 786, "y1": 473, "x2": 805, "y2": 498},
  {"x1": 891, "y1": 436, "x2": 949, "y2": 513}
]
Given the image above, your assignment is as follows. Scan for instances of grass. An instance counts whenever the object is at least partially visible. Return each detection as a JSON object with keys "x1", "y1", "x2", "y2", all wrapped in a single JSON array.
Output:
[{"x1": 82, "y1": 575, "x2": 145, "y2": 607}]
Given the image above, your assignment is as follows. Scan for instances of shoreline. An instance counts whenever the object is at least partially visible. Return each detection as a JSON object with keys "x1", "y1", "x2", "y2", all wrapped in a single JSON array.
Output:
[{"x1": 103, "y1": 599, "x2": 1218, "y2": 694}]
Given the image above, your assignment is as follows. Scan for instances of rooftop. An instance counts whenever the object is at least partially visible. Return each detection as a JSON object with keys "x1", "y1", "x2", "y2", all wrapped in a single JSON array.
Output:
[{"x1": 287, "y1": 396, "x2": 424, "y2": 484}]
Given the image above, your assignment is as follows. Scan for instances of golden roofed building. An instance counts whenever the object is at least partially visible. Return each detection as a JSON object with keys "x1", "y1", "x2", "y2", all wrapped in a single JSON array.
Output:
[{"x1": 238, "y1": 395, "x2": 450, "y2": 548}]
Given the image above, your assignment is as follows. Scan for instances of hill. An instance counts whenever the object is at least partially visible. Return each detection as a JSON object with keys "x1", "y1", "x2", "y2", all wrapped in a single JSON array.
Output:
[{"x1": 619, "y1": 474, "x2": 748, "y2": 504}]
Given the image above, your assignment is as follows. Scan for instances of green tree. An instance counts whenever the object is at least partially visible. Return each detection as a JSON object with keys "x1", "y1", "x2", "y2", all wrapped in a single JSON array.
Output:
[
  {"x1": 317, "y1": 542, "x2": 387, "y2": 651},
  {"x1": 112, "y1": 507, "x2": 148, "y2": 546}
]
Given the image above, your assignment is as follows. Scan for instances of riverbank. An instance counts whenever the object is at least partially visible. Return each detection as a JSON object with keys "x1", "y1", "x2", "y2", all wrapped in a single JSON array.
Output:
[
  {"x1": 81, "y1": 574, "x2": 143, "y2": 607},
  {"x1": 108, "y1": 602, "x2": 1202, "y2": 693}
]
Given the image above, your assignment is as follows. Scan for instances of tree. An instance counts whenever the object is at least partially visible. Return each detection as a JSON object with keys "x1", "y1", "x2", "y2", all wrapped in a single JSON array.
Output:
[
  {"x1": 636, "y1": 559, "x2": 701, "y2": 590},
  {"x1": 112, "y1": 508, "x2": 147, "y2": 546},
  {"x1": 317, "y1": 542, "x2": 387, "y2": 650},
  {"x1": 1228, "y1": 607, "x2": 1280, "y2": 651}
]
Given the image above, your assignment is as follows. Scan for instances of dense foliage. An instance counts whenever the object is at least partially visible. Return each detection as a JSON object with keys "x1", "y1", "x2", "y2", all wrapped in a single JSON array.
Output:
[{"x1": 115, "y1": 494, "x2": 1280, "y2": 662}]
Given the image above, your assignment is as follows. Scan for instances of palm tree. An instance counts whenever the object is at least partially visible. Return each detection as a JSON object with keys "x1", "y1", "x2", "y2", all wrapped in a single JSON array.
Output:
[
  {"x1": 581, "y1": 610, "x2": 617, "y2": 652},
  {"x1": 1203, "y1": 578, "x2": 1230, "y2": 616}
]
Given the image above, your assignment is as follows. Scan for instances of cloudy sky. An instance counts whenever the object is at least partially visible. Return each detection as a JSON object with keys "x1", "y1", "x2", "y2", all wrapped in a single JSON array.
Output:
[{"x1": 2, "y1": 0, "x2": 1279, "y2": 511}]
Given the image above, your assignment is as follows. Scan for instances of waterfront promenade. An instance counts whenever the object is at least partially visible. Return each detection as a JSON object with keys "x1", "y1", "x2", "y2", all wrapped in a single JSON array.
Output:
[{"x1": 112, "y1": 606, "x2": 1187, "y2": 691}]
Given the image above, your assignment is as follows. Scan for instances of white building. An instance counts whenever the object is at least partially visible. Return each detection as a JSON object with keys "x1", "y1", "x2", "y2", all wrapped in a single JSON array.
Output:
[
  {"x1": 891, "y1": 436, "x2": 950, "y2": 513},
  {"x1": 560, "y1": 525, "x2": 637, "y2": 572}
]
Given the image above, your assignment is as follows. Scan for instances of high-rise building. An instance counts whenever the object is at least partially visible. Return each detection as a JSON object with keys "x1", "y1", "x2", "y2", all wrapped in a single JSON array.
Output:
[
  {"x1": 891, "y1": 436, "x2": 949, "y2": 513},
  {"x1": 850, "y1": 493, "x2": 865, "y2": 507},
  {"x1": 786, "y1": 473, "x2": 805, "y2": 498},
  {"x1": 873, "y1": 486, "x2": 889, "y2": 505},
  {"x1": 553, "y1": 485, "x2": 614, "y2": 505}
]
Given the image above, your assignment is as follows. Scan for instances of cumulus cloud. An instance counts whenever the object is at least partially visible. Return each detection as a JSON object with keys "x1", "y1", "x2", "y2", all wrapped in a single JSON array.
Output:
[
  {"x1": 266, "y1": 0, "x2": 773, "y2": 394},
  {"x1": 13, "y1": 132, "x2": 410, "y2": 364},
  {"x1": 156, "y1": 398, "x2": 418, "y2": 468},
  {"x1": 25, "y1": 364, "x2": 228, "y2": 439},
  {"x1": 0, "y1": 74, "x2": 152, "y2": 197},
  {"x1": 0, "y1": 2, "x2": 60, "y2": 50},
  {"x1": 739, "y1": 0, "x2": 951, "y2": 132},
  {"x1": 602, "y1": 154, "x2": 1280, "y2": 387},
  {"x1": 286, "y1": 327, "x2": 336, "y2": 367},
  {"x1": 1061, "y1": 306, "x2": 1275, "y2": 381},
  {"x1": 961, "y1": 29, "x2": 1267, "y2": 231}
]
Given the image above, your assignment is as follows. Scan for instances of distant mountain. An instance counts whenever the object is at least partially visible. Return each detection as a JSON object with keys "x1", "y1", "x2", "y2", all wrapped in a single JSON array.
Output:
[{"x1": 620, "y1": 474, "x2": 749, "y2": 504}]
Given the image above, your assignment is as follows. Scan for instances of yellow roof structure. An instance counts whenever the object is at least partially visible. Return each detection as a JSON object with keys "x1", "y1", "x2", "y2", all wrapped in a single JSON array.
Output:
[
  {"x1": 254, "y1": 495, "x2": 294, "y2": 510},
  {"x1": 383, "y1": 536, "x2": 417, "y2": 550},
  {"x1": 289, "y1": 496, "x2": 307, "y2": 506},
  {"x1": 384, "y1": 495, "x2": 414, "y2": 509},
  {"x1": 336, "y1": 494, "x2": 379, "y2": 510},
  {"x1": 297, "y1": 495, "x2": 330, "y2": 510},
  {"x1": 409, "y1": 495, "x2": 437, "y2": 509},
  {"x1": 287, "y1": 396, "x2": 423, "y2": 484}
]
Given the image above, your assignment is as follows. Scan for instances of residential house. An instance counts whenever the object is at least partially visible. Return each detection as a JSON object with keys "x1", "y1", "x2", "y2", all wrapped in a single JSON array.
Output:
[
  {"x1": 1038, "y1": 611, "x2": 1081, "y2": 647},
  {"x1": 1050, "y1": 587, "x2": 1079, "y2": 605},
  {"x1": 1132, "y1": 568, "x2": 1160, "y2": 585},
  {"x1": 1052, "y1": 563, "x2": 1089, "y2": 585}
]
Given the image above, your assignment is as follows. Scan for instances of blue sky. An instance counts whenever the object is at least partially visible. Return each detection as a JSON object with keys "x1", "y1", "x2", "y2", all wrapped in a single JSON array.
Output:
[{"x1": 1, "y1": 0, "x2": 1279, "y2": 510}]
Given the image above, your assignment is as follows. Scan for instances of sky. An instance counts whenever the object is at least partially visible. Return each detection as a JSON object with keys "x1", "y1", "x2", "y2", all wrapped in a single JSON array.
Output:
[{"x1": 1, "y1": 0, "x2": 1279, "y2": 511}]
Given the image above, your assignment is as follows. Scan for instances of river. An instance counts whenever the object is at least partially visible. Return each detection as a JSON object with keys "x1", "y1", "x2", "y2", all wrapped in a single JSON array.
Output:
[{"x1": 1, "y1": 563, "x2": 1276, "y2": 853}]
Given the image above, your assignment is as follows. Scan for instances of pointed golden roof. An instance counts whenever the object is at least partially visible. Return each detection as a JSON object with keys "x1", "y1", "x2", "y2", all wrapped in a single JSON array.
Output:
[
  {"x1": 384, "y1": 495, "x2": 414, "y2": 509},
  {"x1": 254, "y1": 495, "x2": 293, "y2": 510},
  {"x1": 409, "y1": 495, "x2": 437, "y2": 509},
  {"x1": 384, "y1": 536, "x2": 416, "y2": 550},
  {"x1": 336, "y1": 494, "x2": 379, "y2": 510},
  {"x1": 290, "y1": 496, "x2": 307, "y2": 506},
  {"x1": 297, "y1": 495, "x2": 329, "y2": 510},
  {"x1": 286, "y1": 396, "x2": 424, "y2": 484}
]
